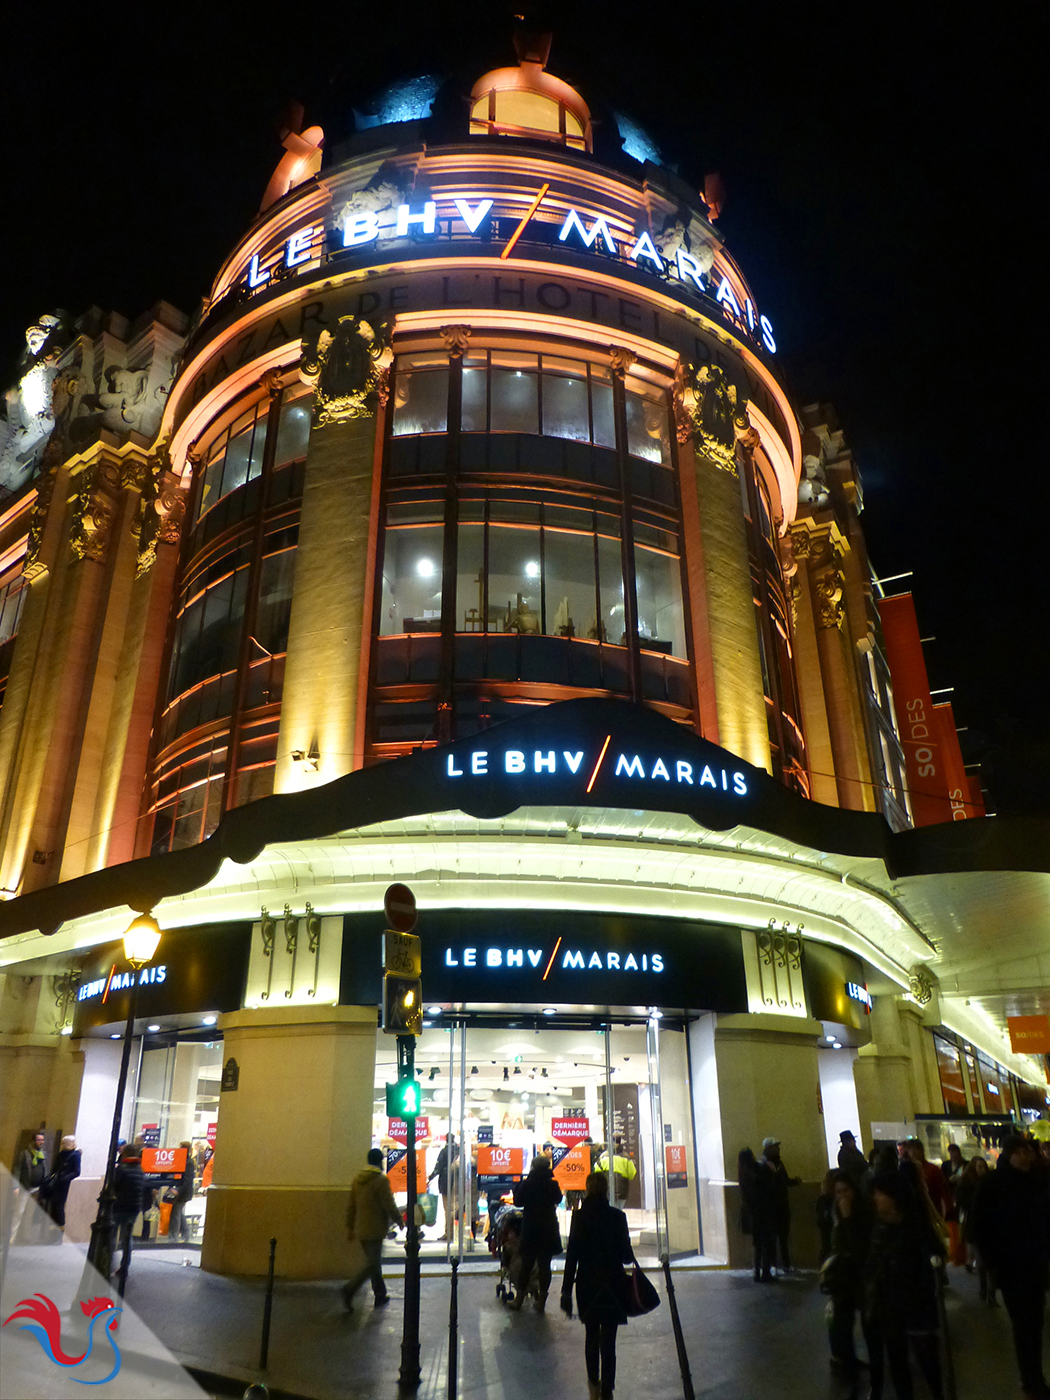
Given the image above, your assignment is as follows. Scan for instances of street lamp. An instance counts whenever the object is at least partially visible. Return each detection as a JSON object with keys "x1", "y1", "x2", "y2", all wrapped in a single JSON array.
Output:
[{"x1": 83, "y1": 913, "x2": 162, "y2": 1285}]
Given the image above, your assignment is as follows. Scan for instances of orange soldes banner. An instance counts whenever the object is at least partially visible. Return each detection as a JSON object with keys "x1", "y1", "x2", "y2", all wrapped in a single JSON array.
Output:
[
  {"x1": 552, "y1": 1142, "x2": 589, "y2": 1191},
  {"x1": 1008, "y1": 1016, "x2": 1050, "y2": 1055},
  {"x1": 386, "y1": 1147, "x2": 428, "y2": 1194},
  {"x1": 931, "y1": 702, "x2": 979, "y2": 821},
  {"x1": 877, "y1": 594, "x2": 953, "y2": 826},
  {"x1": 141, "y1": 1146, "x2": 187, "y2": 1174}
]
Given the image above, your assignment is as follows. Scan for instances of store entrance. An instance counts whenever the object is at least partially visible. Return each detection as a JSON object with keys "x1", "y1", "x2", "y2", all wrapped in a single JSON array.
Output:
[{"x1": 372, "y1": 1014, "x2": 700, "y2": 1262}]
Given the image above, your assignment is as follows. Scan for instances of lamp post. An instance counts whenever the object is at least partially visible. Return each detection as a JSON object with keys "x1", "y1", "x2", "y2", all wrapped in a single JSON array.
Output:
[{"x1": 84, "y1": 913, "x2": 162, "y2": 1281}]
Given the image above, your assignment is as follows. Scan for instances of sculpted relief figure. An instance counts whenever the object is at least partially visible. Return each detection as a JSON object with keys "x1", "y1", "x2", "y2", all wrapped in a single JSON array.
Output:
[
  {"x1": 797, "y1": 454, "x2": 830, "y2": 509},
  {"x1": 675, "y1": 362, "x2": 751, "y2": 472},
  {"x1": 0, "y1": 313, "x2": 73, "y2": 494},
  {"x1": 300, "y1": 315, "x2": 393, "y2": 424},
  {"x1": 336, "y1": 174, "x2": 402, "y2": 234}
]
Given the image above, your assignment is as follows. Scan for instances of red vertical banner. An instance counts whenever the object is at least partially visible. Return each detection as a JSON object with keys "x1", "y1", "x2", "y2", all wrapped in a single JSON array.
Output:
[
  {"x1": 931, "y1": 703, "x2": 980, "y2": 821},
  {"x1": 877, "y1": 594, "x2": 953, "y2": 826}
]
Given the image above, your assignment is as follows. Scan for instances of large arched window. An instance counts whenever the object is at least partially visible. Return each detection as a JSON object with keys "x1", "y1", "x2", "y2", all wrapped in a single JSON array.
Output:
[
  {"x1": 145, "y1": 383, "x2": 311, "y2": 854},
  {"x1": 370, "y1": 342, "x2": 691, "y2": 754}
]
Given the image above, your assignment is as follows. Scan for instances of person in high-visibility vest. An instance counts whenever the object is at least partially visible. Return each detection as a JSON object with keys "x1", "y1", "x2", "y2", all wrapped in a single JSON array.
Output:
[{"x1": 596, "y1": 1139, "x2": 637, "y2": 1205}]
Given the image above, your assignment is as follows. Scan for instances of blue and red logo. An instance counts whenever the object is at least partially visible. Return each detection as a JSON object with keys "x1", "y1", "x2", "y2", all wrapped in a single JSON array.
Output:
[{"x1": 2, "y1": 1294, "x2": 122, "y2": 1384}]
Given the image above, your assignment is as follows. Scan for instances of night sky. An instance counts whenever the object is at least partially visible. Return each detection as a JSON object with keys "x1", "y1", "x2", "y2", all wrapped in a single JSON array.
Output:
[{"x1": 3, "y1": 4, "x2": 1042, "y2": 812}]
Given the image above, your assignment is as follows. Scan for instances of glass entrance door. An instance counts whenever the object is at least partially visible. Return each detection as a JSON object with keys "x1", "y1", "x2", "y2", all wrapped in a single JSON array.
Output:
[{"x1": 372, "y1": 1016, "x2": 700, "y2": 1262}]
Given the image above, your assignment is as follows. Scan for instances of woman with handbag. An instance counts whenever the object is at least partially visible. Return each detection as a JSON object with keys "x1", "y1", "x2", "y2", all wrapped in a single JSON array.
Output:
[
  {"x1": 820, "y1": 1171, "x2": 872, "y2": 1380},
  {"x1": 560, "y1": 1171, "x2": 640, "y2": 1400},
  {"x1": 41, "y1": 1136, "x2": 80, "y2": 1234},
  {"x1": 511, "y1": 1154, "x2": 563, "y2": 1310}
]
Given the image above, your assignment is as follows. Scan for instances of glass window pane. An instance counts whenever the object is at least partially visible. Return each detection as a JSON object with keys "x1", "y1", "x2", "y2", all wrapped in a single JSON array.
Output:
[
  {"x1": 274, "y1": 399, "x2": 311, "y2": 466},
  {"x1": 220, "y1": 427, "x2": 253, "y2": 497},
  {"x1": 543, "y1": 529, "x2": 597, "y2": 639},
  {"x1": 634, "y1": 545, "x2": 685, "y2": 656},
  {"x1": 591, "y1": 380, "x2": 616, "y2": 449},
  {"x1": 493, "y1": 90, "x2": 561, "y2": 135},
  {"x1": 487, "y1": 526, "x2": 541, "y2": 633},
  {"x1": 456, "y1": 522, "x2": 485, "y2": 632},
  {"x1": 626, "y1": 390, "x2": 670, "y2": 464},
  {"x1": 247, "y1": 414, "x2": 268, "y2": 481},
  {"x1": 597, "y1": 534, "x2": 625, "y2": 645},
  {"x1": 254, "y1": 549, "x2": 297, "y2": 656},
  {"x1": 461, "y1": 365, "x2": 487, "y2": 433},
  {"x1": 490, "y1": 369, "x2": 539, "y2": 434},
  {"x1": 393, "y1": 369, "x2": 449, "y2": 436},
  {"x1": 490, "y1": 351, "x2": 539, "y2": 370},
  {"x1": 379, "y1": 526, "x2": 444, "y2": 634},
  {"x1": 541, "y1": 372, "x2": 589, "y2": 442}
]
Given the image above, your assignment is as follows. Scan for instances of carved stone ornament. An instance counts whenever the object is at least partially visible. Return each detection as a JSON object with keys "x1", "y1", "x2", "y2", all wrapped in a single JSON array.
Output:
[
  {"x1": 439, "y1": 325, "x2": 472, "y2": 358},
  {"x1": 260, "y1": 367, "x2": 284, "y2": 400},
  {"x1": 907, "y1": 968, "x2": 934, "y2": 1007},
  {"x1": 814, "y1": 566, "x2": 845, "y2": 630},
  {"x1": 788, "y1": 525, "x2": 812, "y2": 560},
  {"x1": 674, "y1": 362, "x2": 749, "y2": 475},
  {"x1": 23, "y1": 469, "x2": 58, "y2": 579},
  {"x1": 608, "y1": 345, "x2": 637, "y2": 377},
  {"x1": 136, "y1": 445, "x2": 187, "y2": 576},
  {"x1": 70, "y1": 461, "x2": 121, "y2": 563},
  {"x1": 300, "y1": 315, "x2": 393, "y2": 426}
]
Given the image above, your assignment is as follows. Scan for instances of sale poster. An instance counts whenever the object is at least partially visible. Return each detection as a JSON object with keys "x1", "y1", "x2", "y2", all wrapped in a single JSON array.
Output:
[
  {"x1": 206, "y1": 1122, "x2": 217, "y2": 1146},
  {"x1": 386, "y1": 1146, "x2": 428, "y2": 1194},
  {"x1": 665, "y1": 1143, "x2": 688, "y2": 1189},
  {"x1": 552, "y1": 1141, "x2": 589, "y2": 1192},
  {"x1": 388, "y1": 1116, "x2": 429, "y2": 1143},
  {"x1": 550, "y1": 1117, "x2": 589, "y2": 1145},
  {"x1": 141, "y1": 1146, "x2": 188, "y2": 1175},
  {"x1": 477, "y1": 1144, "x2": 524, "y2": 1185}
]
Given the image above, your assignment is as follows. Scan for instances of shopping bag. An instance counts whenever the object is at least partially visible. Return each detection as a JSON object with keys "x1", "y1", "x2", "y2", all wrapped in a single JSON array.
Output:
[
  {"x1": 624, "y1": 1263, "x2": 661, "y2": 1316},
  {"x1": 418, "y1": 1191, "x2": 438, "y2": 1226}
]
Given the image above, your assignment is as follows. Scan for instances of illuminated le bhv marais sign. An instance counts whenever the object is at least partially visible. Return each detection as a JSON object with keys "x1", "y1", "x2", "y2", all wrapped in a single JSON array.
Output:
[
  {"x1": 245, "y1": 195, "x2": 777, "y2": 353},
  {"x1": 444, "y1": 741, "x2": 750, "y2": 797}
]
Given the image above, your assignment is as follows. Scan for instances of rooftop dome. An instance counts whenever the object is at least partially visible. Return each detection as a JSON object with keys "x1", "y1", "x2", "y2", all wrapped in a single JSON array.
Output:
[{"x1": 468, "y1": 26, "x2": 591, "y2": 152}]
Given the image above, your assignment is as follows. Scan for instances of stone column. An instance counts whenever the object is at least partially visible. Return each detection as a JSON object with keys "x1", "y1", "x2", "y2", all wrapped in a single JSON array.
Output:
[
  {"x1": 674, "y1": 364, "x2": 770, "y2": 772},
  {"x1": 786, "y1": 530, "x2": 838, "y2": 805},
  {"x1": 807, "y1": 536, "x2": 870, "y2": 810},
  {"x1": 692, "y1": 1011, "x2": 828, "y2": 1267},
  {"x1": 274, "y1": 412, "x2": 382, "y2": 791},
  {"x1": 853, "y1": 993, "x2": 942, "y2": 1148},
  {"x1": 201, "y1": 1005, "x2": 377, "y2": 1278}
]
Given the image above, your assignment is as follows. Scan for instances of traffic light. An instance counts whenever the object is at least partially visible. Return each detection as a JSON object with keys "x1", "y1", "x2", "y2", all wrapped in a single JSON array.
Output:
[
  {"x1": 386, "y1": 1076, "x2": 422, "y2": 1119},
  {"x1": 383, "y1": 974, "x2": 423, "y2": 1035}
]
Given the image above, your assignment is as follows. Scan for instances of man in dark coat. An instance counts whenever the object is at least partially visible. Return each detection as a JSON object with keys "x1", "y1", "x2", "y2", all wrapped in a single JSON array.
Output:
[
  {"x1": 427, "y1": 1133, "x2": 459, "y2": 1242},
  {"x1": 969, "y1": 1134, "x2": 1050, "y2": 1399},
  {"x1": 762, "y1": 1137, "x2": 801, "y2": 1272},
  {"x1": 561, "y1": 1172, "x2": 636, "y2": 1400},
  {"x1": 837, "y1": 1130, "x2": 868, "y2": 1185},
  {"x1": 739, "y1": 1147, "x2": 778, "y2": 1282},
  {"x1": 41, "y1": 1136, "x2": 81, "y2": 1231},
  {"x1": 167, "y1": 1141, "x2": 195, "y2": 1243},
  {"x1": 13, "y1": 1130, "x2": 48, "y2": 1242},
  {"x1": 112, "y1": 1148, "x2": 146, "y2": 1277},
  {"x1": 511, "y1": 1155, "x2": 563, "y2": 1311}
]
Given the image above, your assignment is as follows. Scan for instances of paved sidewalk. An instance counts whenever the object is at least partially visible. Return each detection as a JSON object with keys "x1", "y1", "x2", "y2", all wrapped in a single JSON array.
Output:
[{"x1": 126, "y1": 1254, "x2": 1024, "y2": 1399}]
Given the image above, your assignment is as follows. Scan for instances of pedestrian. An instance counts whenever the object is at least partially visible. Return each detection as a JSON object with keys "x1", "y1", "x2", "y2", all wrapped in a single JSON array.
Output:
[
  {"x1": 739, "y1": 1146, "x2": 777, "y2": 1282},
  {"x1": 969, "y1": 1134, "x2": 1050, "y2": 1399},
  {"x1": 940, "y1": 1142, "x2": 967, "y2": 1266},
  {"x1": 167, "y1": 1141, "x2": 195, "y2": 1243},
  {"x1": 816, "y1": 1169, "x2": 837, "y2": 1263},
  {"x1": 900, "y1": 1138, "x2": 953, "y2": 1220},
  {"x1": 511, "y1": 1153, "x2": 563, "y2": 1311},
  {"x1": 343, "y1": 1148, "x2": 403, "y2": 1311},
  {"x1": 596, "y1": 1138, "x2": 638, "y2": 1207},
  {"x1": 761, "y1": 1137, "x2": 801, "y2": 1272},
  {"x1": 821, "y1": 1171, "x2": 873, "y2": 1381},
  {"x1": 560, "y1": 1172, "x2": 636, "y2": 1400},
  {"x1": 864, "y1": 1170, "x2": 945, "y2": 1400},
  {"x1": 837, "y1": 1130, "x2": 867, "y2": 1186},
  {"x1": 12, "y1": 1130, "x2": 48, "y2": 1242},
  {"x1": 113, "y1": 1147, "x2": 146, "y2": 1277},
  {"x1": 427, "y1": 1133, "x2": 459, "y2": 1241},
  {"x1": 955, "y1": 1157, "x2": 995, "y2": 1303},
  {"x1": 40, "y1": 1136, "x2": 80, "y2": 1232}
]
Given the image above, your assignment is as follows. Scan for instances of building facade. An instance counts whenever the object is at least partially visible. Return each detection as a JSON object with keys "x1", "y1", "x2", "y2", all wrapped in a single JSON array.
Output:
[{"x1": 0, "y1": 32, "x2": 1042, "y2": 1278}]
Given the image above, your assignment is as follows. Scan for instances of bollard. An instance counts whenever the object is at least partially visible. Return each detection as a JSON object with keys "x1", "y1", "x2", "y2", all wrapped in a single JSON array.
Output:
[
  {"x1": 259, "y1": 1237, "x2": 277, "y2": 1371},
  {"x1": 242, "y1": 1386, "x2": 270, "y2": 1400},
  {"x1": 447, "y1": 1258, "x2": 459, "y2": 1398},
  {"x1": 659, "y1": 1254, "x2": 695, "y2": 1400}
]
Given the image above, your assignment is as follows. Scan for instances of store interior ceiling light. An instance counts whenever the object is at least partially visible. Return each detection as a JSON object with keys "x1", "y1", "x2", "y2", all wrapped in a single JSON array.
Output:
[{"x1": 148, "y1": 1024, "x2": 161, "y2": 1032}]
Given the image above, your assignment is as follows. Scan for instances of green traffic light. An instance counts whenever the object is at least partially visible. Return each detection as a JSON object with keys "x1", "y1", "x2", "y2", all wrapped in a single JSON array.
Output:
[{"x1": 385, "y1": 1076, "x2": 421, "y2": 1118}]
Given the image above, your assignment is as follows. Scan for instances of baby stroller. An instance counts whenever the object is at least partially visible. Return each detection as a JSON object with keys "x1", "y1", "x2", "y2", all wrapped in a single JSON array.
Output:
[{"x1": 488, "y1": 1203, "x2": 537, "y2": 1305}]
